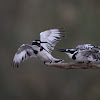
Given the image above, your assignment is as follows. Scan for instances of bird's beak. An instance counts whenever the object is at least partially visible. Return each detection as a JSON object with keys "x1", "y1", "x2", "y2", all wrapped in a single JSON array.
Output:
[
  {"x1": 40, "y1": 41, "x2": 47, "y2": 43},
  {"x1": 57, "y1": 49, "x2": 66, "y2": 52}
]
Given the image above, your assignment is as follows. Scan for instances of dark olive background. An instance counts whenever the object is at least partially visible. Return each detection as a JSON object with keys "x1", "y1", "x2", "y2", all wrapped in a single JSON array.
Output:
[{"x1": 1, "y1": 0, "x2": 100, "y2": 100}]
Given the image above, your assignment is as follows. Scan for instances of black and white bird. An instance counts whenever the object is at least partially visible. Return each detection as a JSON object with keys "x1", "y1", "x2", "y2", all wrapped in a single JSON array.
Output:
[
  {"x1": 12, "y1": 28, "x2": 65, "y2": 68},
  {"x1": 59, "y1": 48, "x2": 100, "y2": 63}
]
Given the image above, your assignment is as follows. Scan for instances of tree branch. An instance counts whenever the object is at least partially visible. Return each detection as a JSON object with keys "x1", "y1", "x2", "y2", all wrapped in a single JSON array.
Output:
[{"x1": 45, "y1": 62, "x2": 100, "y2": 70}]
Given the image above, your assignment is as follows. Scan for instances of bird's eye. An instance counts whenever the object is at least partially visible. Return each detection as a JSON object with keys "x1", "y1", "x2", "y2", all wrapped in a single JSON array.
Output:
[
  {"x1": 32, "y1": 42, "x2": 36, "y2": 45},
  {"x1": 68, "y1": 50, "x2": 70, "y2": 52}
]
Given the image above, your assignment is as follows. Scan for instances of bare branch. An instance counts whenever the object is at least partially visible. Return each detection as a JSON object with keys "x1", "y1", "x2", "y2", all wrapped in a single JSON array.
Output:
[{"x1": 45, "y1": 62, "x2": 100, "y2": 70}]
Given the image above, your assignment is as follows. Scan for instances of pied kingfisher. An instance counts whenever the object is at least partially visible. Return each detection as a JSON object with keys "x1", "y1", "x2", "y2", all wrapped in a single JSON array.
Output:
[
  {"x1": 12, "y1": 28, "x2": 65, "y2": 68},
  {"x1": 59, "y1": 46, "x2": 100, "y2": 63}
]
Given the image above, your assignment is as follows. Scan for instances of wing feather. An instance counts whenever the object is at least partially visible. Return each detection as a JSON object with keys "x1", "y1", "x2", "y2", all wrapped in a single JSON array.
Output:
[
  {"x1": 80, "y1": 49, "x2": 99, "y2": 57},
  {"x1": 76, "y1": 44, "x2": 93, "y2": 50},
  {"x1": 76, "y1": 44, "x2": 100, "y2": 53},
  {"x1": 12, "y1": 44, "x2": 37, "y2": 68},
  {"x1": 40, "y1": 28, "x2": 65, "y2": 53}
]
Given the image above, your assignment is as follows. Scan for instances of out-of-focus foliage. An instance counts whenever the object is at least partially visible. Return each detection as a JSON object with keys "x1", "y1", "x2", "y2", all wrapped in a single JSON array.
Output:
[{"x1": 1, "y1": 0, "x2": 100, "y2": 100}]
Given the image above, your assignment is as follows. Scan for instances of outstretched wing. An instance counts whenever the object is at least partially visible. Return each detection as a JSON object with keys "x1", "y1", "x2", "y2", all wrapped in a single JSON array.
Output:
[
  {"x1": 40, "y1": 28, "x2": 65, "y2": 53},
  {"x1": 12, "y1": 44, "x2": 37, "y2": 68}
]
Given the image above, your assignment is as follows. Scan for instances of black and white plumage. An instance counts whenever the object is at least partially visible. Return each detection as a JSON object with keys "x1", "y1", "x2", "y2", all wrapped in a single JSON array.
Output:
[
  {"x1": 12, "y1": 28, "x2": 65, "y2": 68},
  {"x1": 40, "y1": 28, "x2": 65, "y2": 53},
  {"x1": 76, "y1": 44, "x2": 100, "y2": 52},
  {"x1": 59, "y1": 48, "x2": 100, "y2": 63}
]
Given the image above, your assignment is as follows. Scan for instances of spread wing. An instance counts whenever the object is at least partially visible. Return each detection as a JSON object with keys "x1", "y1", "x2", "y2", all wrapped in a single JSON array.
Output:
[
  {"x1": 40, "y1": 28, "x2": 65, "y2": 53},
  {"x1": 12, "y1": 44, "x2": 37, "y2": 68}
]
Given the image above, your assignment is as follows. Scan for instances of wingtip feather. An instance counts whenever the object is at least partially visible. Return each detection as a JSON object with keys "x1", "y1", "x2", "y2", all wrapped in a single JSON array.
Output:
[{"x1": 11, "y1": 60, "x2": 20, "y2": 68}]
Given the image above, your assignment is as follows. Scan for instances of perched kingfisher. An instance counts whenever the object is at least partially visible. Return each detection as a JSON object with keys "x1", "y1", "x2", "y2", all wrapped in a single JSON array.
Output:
[
  {"x1": 59, "y1": 47, "x2": 100, "y2": 63},
  {"x1": 12, "y1": 28, "x2": 65, "y2": 68}
]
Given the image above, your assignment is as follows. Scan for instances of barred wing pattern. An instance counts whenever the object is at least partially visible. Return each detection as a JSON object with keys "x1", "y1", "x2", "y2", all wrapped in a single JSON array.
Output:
[
  {"x1": 12, "y1": 44, "x2": 37, "y2": 68},
  {"x1": 79, "y1": 49, "x2": 100, "y2": 62},
  {"x1": 76, "y1": 44, "x2": 93, "y2": 50},
  {"x1": 40, "y1": 28, "x2": 65, "y2": 53},
  {"x1": 76, "y1": 44, "x2": 100, "y2": 53}
]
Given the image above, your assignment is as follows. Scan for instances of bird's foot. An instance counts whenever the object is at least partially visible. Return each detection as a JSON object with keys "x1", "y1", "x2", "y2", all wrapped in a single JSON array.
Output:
[
  {"x1": 78, "y1": 61, "x2": 84, "y2": 64},
  {"x1": 86, "y1": 61, "x2": 91, "y2": 64}
]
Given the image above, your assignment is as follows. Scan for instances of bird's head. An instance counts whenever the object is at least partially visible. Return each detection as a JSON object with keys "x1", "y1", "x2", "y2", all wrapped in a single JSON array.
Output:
[
  {"x1": 32, "y1": 40, "x2": 47, "y2": 46},
  {"x1": 65, "y1": 49, "x2": 77, "y2": 59},
  {"x1": 32, "y1": 40, "x2": 40, "y2": 46},
  {"x1": 66, "y1": 49, "x2": 76, "y2": 54},
  {"x1": 58, "y1": 48, "x2": 77, "y2": 59}
]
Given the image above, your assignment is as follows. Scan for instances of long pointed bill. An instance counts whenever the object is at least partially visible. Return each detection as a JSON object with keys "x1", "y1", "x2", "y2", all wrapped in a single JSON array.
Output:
[
  {"x1": 40, "y1": 41, "x2": 47, "y2": 43},
  {"x1": 57, "y1": 49, "x2": 66, "y2": 52}
]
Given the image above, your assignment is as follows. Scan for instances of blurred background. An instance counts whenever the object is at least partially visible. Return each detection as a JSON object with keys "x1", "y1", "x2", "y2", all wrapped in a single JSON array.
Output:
[{"x1": 1, "y1": 0, "x2": 100, "y2": 100}]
